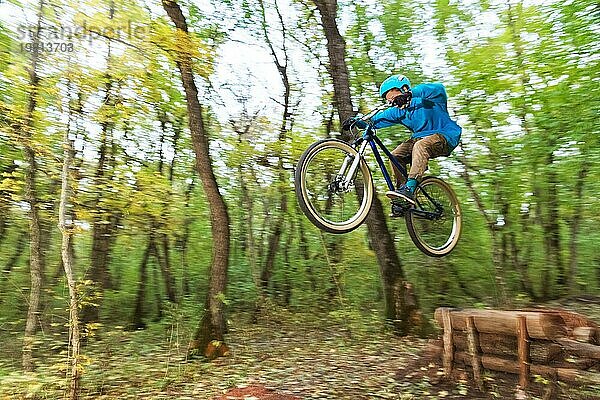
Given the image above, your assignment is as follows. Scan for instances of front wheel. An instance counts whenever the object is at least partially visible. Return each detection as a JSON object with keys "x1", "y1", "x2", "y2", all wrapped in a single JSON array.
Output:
[
  {"x1": 295, "y1": 139, "x2": 374, "y2": 234},
  {"x1": 405, "y1": 176, "x2": 462, "y2": 257}
]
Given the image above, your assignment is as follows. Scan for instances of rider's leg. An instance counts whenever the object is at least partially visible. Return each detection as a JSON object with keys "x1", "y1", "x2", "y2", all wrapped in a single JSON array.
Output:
[
  {"x1": 408, "y1": 133, "x2": 450, "y2": 182},
  {"x1": 388, "y1": 139, "x2": 414, "y2": 216},
  {"x1": 388, "y1": 134, "x2": 449, "y2": 204},
  {"x1": 390, "y1": 138, "x2": 415, "y2": 187}
]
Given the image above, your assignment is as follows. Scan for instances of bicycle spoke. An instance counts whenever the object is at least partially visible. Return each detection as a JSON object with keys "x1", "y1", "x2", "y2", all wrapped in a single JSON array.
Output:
[
  {"x1": 406, "y1": 177, "x2": 461, "y2": 257},
  {"x1": 295, "y1": 139, "x2": 373, "y2": 233}
]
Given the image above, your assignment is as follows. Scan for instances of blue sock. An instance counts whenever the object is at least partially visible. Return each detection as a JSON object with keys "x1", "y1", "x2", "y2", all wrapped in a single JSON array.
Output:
[{"x1": 405, "y1": 178, "x2": 418, "y2": 193}]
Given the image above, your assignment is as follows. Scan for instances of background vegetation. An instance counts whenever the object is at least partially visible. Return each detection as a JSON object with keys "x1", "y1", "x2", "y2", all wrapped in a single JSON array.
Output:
[{"x1": 0, "y1": 0, "x2": 598, "y2": 398}]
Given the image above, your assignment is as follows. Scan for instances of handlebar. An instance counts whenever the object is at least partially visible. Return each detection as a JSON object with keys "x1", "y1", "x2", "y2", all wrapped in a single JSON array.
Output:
[
  {"x1": 357, "y1": 103, "x2": 392, "y2": 122},
  {"x1": 348, "y1": 103, "x2": 393, "y2": 145}
]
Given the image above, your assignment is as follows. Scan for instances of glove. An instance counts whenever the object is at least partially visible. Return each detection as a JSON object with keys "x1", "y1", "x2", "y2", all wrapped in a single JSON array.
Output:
[
  {"x1": 391, "y1": 91, "x2": 412, "y2": 109},
  {"x1": 342, "y1": 117, "x2": 368, "y2": 131},
  {"x1": 342, "y1": 117, "x2": 355, "y2": 131}
]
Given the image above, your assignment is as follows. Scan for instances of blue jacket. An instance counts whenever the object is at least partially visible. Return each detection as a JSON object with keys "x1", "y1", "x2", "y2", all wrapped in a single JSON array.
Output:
[{"x1": 371, "y1": 83, "x2": 462, "y2": 151}]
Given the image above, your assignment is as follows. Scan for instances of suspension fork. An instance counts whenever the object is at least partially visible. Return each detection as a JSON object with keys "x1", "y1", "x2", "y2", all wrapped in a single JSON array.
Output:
[{"x1": 339, "y1": 140, "x2": 369, "y2": 190}]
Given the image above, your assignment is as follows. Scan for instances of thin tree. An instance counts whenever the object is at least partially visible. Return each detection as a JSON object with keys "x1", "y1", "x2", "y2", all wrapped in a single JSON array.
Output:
[
  {"x1": 22, "y1": 0, "x2": 45, "y2": 371},
  {"x1": 81, "y1": 0, "x2": 123, "y2": 324},
  {"x1": 130, "y1": 236, "x2": 154, "y2": 330},
  {"x1": 58, "y1": 90, "x2": 81, "y2": 399},
  {"x1": 155, "y1": 111, "x2": 177, "y2": 304},
  {"x1": 506, "y1": 2, "x2": 564, "y2": 298},
  {"x1": 256, "y1": 0, "x2": 296, "y2": 308},
  {"x1": 161, "y1": 0, "x2": 231, "y2": 359}
]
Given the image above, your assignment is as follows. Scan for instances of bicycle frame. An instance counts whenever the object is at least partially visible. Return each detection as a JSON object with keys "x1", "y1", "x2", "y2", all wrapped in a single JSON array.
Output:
[
  {"x1": 361, "y1": 130, "x2": 407, "y2": 192},
  {"x1": 340, "y1": 110, "x2": 444, "y2": 220}
]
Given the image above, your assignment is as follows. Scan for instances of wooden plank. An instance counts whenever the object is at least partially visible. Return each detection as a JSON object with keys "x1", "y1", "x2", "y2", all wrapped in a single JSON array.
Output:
[
  {"x1": 524, "y1": 308, "x2": 599, "y2": 330},
  {"x1": 517, "y1": 315, "x2": 530, "y2": 389},
  {"x1": 466, "y1": 316, "x2": 484, "y2": 391},
  {"x1": 427, "y1": 347, "x2": 600, "y2": 385},
  {"x1": 434, "y1": 308, "x2": 567, "y2": 339},
  {"x1": 573, "y1": 327, "x2": 598, "y2": 344},
  {"x1": 438, "y1": 333, "x2": 564, "y2": 364},
  {"x1": 442, "y1": 308, "x2": 454, "y2": 376},
  {"x1": 555, "y1": 338, "x2": 600, "y2": 360}
]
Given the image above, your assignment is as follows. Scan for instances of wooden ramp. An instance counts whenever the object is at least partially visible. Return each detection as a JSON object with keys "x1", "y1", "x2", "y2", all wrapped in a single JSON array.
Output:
[{"x1": 431, "y1": 307, "x2": 600, "y2": 388}]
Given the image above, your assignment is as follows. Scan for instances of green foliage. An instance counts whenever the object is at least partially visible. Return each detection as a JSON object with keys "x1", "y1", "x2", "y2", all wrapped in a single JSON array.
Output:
[{"x1": 0, "y1": 0, "x2": 599, "y2": 397}]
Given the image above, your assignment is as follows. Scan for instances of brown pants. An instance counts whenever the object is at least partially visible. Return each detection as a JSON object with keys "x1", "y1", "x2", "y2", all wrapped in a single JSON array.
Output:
[{"x1": 390, "y1": 133, "x2": 450, "y2": 185}]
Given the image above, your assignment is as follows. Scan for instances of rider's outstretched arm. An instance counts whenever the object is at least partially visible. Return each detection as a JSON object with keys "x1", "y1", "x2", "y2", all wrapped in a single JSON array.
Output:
[{"x1": 371, "y1": 107, "x2": 408, "y2": 130}]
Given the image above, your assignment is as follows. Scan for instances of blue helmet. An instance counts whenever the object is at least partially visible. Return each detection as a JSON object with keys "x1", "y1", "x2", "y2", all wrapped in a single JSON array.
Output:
[{"x1": 379, "y1": 74, "x2": 411, "y2": 98}]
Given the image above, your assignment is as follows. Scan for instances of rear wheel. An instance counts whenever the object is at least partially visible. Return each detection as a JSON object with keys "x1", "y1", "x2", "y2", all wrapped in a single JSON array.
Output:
[
  {"x1": 405, "y1": 176, "x2": 462, "y2": 257},
  {"x1": 295, "y1": 139, "x2": 373, "y2": 234}
]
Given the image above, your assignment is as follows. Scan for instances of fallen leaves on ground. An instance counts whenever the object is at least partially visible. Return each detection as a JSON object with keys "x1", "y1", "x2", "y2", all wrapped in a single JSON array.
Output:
[{"x1": 1, "y1": 301, "x2": 599, "y2": 399}]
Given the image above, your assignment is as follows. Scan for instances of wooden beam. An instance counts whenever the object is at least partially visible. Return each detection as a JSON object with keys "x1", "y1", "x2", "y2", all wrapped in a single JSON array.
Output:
[
  {"x1": 428, "y1": 346, "x2": 600, "y2": 386},
  {"x1": 517, "y1": 315, "x2": 530, "y2": 389},
  {"x1": 442, "y1": 308, "x2": 454, "y2": 377},
  {"x1": 434, "y1": 308, "x2": 567, "y2": 339},
  {"x1": 555, "y1": 338, "x2": 600, "y2": 360},
  {"x1": 466, "y1": 316, "x2": 484, "y2": 391},
  {"x1": 434, "y1": 333, "x2": 564, "y2": 364}
]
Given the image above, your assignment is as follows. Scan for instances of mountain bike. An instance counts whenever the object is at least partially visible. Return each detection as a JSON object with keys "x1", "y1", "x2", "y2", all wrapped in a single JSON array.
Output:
[{"x1": 294, "y1": 104, "x2": 462, "y2": 257}]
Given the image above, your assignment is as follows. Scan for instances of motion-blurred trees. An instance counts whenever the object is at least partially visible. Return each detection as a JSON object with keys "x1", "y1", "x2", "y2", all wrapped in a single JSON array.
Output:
[{"x1": 0, "y1": 0, "x2": 598, "y2": 395}]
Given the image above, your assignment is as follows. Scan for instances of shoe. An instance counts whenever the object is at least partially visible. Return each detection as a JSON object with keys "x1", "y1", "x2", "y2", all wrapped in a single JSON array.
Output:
[{"x1": 386, "y1": 184, "x2": 416, "y2": 205}]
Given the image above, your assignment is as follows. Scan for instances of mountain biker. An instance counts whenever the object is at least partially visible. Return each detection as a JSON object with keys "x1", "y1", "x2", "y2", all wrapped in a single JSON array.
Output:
[{"x1": 343, "y1": 74, "x2": 462, "y2": 206}]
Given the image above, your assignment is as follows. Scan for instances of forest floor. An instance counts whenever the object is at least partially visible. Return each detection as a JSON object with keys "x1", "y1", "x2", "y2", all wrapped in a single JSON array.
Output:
[{"x1": 0, "y1": 299, "x2": 599, "y2": 399}]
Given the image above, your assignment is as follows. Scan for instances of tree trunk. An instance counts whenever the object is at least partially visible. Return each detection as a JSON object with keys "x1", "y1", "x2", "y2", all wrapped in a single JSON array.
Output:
[
  {"x1": 177, "y1": 178, "x2": 195, "y2": 297},
  {"x1": 544, "y1": 158, "x2": 564, "y2": 291},
  {"x1": 260, "y1": 219, "x2": 284, "y2": 293},
  {"x1": 58, "y1": 112, "x2": 81, "y2": 400},
  {"x1": 22, "y1": 145, "x2": 43, "y2": 372},
  {"x1": 312, "y1": 0, "x2": 353, "y2": 120},
  {"x1": 155, "y1": 231, "x2": 177, "y2": 303},
  {"x1": 81, "y1": 3, "x2": 121, "y2": 324},
  {"x1": 460, "y1": 163, "x2": 509, "y2": 305},
  {"x1": 298, "y1": 217, "x2": 316, "y2": 291},
  {"x1": 282, "y1": 228, "x2": 294, "y2": 306},
  {"x1": 508, "y1": 4, "x2": 564, "y2": 300},
  {"x1": 153, "y1": 111, "x2": 178, "y2": 305},
  {"x1": 131, "y1": 239, "x2": 152, "y2": 330},
  {"x1": 82, "y1": 211, "x2": 119, "y2": 324},
  {"x1": 240, "y1": 161, "x2": 256, "y2": 273},
  {"x1": 22, "y1": 0, "x2": 44, "y2": 372},
  {"x1": 568, "y1": 165, "x2": 588, "y2": 294},
  {"x1": 151, "y1": 255, "x2": 163, "y2": 321},
  {"x1": 0, "y1": 201, "x2": 7, "y2": 247},
  {"x1": 1, "y1": 230, "x2": 28, "y2": 281},
  {"x1": 367, "y1": 202, "x2": 420, "y2": 333},
  {"x1": 161, "y1": 0, "x2": 231, "y2": 358},
  {"x1": 55, "y1": 233, "x2": 76, "y2": 282},
  {"x1": 313, "y1": 0, "x2": 420, "y2": 334},
  {"x1": 511, "y1": 211, "x2": 538, "y2": 301},
  {"x1": 256, "y1": 0, "x2": 292, "y2": 303},
  {"x1": 533, "y1": 180, "x2": 553, "y2": 301}
]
